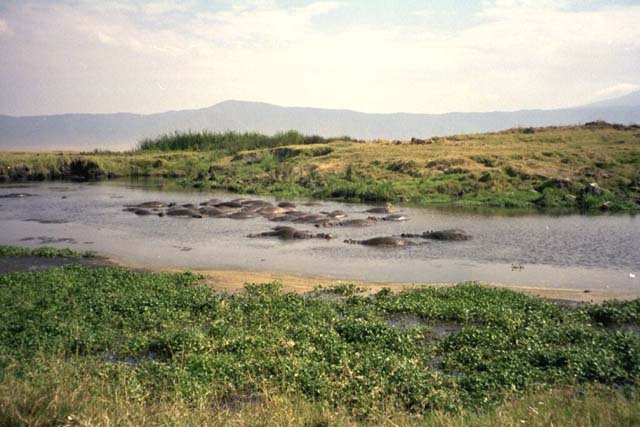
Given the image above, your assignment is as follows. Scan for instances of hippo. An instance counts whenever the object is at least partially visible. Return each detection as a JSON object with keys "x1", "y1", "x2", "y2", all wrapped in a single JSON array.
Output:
[
  {"x1": 215, "y1": 201, "x2": 243, "y2": 208},
  {"x1": 344, "y1": 236, "x2": 415, "y2": 246},
  {"x1": 135, "y1": 201, "x2": 166, "y2": 209},
  {"x1": 166, "y1": 208, "x2": 203, "y2": 218},
  {"x1": 365, "y1": 203, "x2": 395, "y2": 214},
  {"x1": 226, "y1": 211, "x2": 261, "y2": 220},
  {"x1": 313, "y1": 218, "x2": 339, "y2": 227},
  {"x1": 338, "y1": 218, "x2": 378, "y2": 227},
  {"x1": 249, "y1": 226, "x2": 334, "y2": 240},
  {"x1": 0, "y1": 193, "x2": 36, "y2": 198},
  {"x1": 407, "y1": 229, "x2": 471, "y2": 241},
  {"x1": 382, "y1": 214, "x2": 408, "y2": 221},
  {"x1": 278, "y1": 201, "x2": 297, "y2": 208},
  {"x1": 198, "y1": 206, "x2": 227, "y2": 217},
  {"x1": 258, "y1": 206, "x2": 292, "y2": 216},
  {"x1": 132, "y1": 208, "x2": 153, "y2": 216},
  {"x1": 285, "y1": 211, "x2": 307, "y2": 217},
  {"x1": 322, "y1": 210, "x2": 348, "y2": 219},
  {"x1": 293, "y1": 214, "x2": 325, "y2": 223},
  {"x1": 200, "y1": 198, "x2": 221, "y2": 206},
  {"x1": 182, "y1": 203, "x2": 197, "y2": 209},
  {"x1": 269, "y1": 214, "x2": 296, "y2": 222},
  {"x1": 243, "y1": 200, "x2": 273, "y2": 207},
  {"x1": 303, "y1": 201, "x2": 323, "y2": 206}
]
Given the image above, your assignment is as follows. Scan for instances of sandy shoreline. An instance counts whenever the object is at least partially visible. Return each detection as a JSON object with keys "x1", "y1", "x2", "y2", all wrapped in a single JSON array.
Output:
[{"x1": 109, "y1": 258, "x2": 639, "y2": 303}]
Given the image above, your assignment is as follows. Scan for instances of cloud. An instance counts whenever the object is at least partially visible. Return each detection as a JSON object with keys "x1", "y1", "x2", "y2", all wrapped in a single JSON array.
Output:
[
  {"x1": 413, "y1": 9, "x2": 434, "y2": 17},
  {"x1": 141, "y1": 1, "x2": 189, "y2": 15},
  {"x1": 0, "y1": 17, "x2": 13, "y2": 36},
  {"x1": 595, "y1": 83, "x2": 640, "y2": 97},
  {"x1": 0, "y1": 1, "x2": 639, "y2": 115}
]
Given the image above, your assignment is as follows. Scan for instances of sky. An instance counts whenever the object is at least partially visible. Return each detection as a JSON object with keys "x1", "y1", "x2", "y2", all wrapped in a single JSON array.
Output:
[{"x1": 0, "y1": 0, "x2": 639, "y2": 116}]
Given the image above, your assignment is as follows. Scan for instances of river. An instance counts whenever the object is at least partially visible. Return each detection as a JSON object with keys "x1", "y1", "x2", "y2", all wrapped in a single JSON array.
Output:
[{"x1": 1, "y1": 180, "x2": 638, "y2": 294}]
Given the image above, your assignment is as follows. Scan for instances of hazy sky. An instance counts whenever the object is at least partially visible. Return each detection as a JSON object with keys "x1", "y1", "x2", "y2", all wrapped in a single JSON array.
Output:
[{"x1": 1, "y1": 0, "x2": 639, "y2": 116}]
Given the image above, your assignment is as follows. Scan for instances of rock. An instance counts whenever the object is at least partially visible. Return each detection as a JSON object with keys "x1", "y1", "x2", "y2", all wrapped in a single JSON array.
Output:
[
  {"x1": 68, "y1": 159, "x2": 105, "y2": 181},
  {"x1": 582, "y1": 182, "x2": 604, "y2": 196},
  {"x1": 564, "y1": 194, "x2": 577, "y2": 203},
  {"x1": 600, "y1": 201, "x2": 612, "y2": 211}
]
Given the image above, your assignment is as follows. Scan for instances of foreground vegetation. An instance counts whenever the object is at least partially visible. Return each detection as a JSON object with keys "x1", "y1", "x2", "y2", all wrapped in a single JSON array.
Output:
[
  {"x1": 1, "y1": 123, "x2": 639, "y2": 210},
  {"x1": 1, "y1": 262, "x2": 639, "y2": 425}
]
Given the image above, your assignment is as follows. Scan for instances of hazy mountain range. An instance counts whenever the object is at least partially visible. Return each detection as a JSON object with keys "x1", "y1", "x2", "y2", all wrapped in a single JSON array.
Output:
[{"x1": 1, "y1": 91, "x2": 640, "y2": 150}]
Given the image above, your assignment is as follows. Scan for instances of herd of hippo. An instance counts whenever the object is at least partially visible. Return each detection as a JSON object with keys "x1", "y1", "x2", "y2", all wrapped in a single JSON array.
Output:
[{"x1": 123, "y1": 199, "x2": 472, "y2": 247}]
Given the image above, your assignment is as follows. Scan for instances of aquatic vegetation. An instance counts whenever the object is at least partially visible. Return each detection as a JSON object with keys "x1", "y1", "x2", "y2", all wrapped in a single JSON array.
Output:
[
  {"x1": 0, "y1": 245, "x2": 95, "y2": 258},
  {"x1": 0, "y1": 266, "x2": 638, "y2": 422}
]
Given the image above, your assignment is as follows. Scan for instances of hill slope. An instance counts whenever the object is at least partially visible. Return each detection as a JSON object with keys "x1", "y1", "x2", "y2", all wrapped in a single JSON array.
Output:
[
  {"x1": 2, "y1": 123, "x2": 639, "y2": 210},
  {"x1": 1, "y1": 92, "x2": 640, "y2": 150}
]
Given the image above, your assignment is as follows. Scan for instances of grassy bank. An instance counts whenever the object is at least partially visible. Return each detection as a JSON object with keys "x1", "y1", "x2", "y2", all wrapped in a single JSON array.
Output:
[
  {"x1": 1, "y1": 263, "x2": 639, "y2": 425},
  {"x1": 1, "y1": 122, "x2": 639, "y2": 210}
]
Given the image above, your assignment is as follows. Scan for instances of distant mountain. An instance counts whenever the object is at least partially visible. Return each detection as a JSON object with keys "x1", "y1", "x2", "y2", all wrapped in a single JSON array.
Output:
[
  {"x1": 582, "y1": 90, "x2": 640, "y2": 108},
  {"x1": 1, "y1": 91, "x2": 640, "y2": 150}
]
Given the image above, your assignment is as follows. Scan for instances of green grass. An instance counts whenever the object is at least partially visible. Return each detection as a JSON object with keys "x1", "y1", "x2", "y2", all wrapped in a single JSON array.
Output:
[
  {"x1": 1, "y1": 123, "x2": 639, "y2": 210},
  {"x1": 0, "y1": 265, "x2": 638, "y2": 425},
  {"x1": 0, "y1": 245, "x2": 95, "y2": 258}
]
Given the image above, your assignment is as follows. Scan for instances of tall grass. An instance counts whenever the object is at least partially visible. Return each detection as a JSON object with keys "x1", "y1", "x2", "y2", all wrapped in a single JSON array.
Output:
[{"x1": 136, "y1": 130, "x2": 355, "y2": 155}]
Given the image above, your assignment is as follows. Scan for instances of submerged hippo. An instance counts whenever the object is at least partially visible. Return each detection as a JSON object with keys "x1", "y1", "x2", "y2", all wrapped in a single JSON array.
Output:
[
  {"x1": 242, "y1": 200, "x2": 273, "y2": 208},
  {"x1": 313, "y1": 218, "x2": 340, "y2": 227},
  {"x1": 402, "y1": 229, "x2": 471, "y2": 241},
  {"x1": 198, "y1": 206, "x2": 227, "y2": 217},
  {"x1": 422, "y1": 229, "x2": 471, "y2": 241},
  {"x1": 277, "y1": 201, "x2": 297, "y2": 208},
  {"x1": 249, "y1": 226, "x2": 333, "y2": 240},
  {"x1": 293, "y1": 214, "x2": 325, "y2": 223},
  {"x1": 135, "y1": 201, "x2": 166, "y2": 209},
  {"x1": 344, "y1": 237, "x2": 415, "y2": 247},
  {"x1": 166, "y1": 208, "x2": 203, "y2": 218},
  {"x1": 226, "y1": 211, "x2": 261, "y2": 220},
  {"x1": 365, "y1": 203, "x2": 395, "y2": 214},
  {"x1": 215, "y1": 201, "x2": 243, "y2": 208},
  {"x1": 0, "y1": 193, "x2": 37, "y2": 198},
  {"x1": 200, "y1": 198, "x2": 221, "y2": 206},
  {"x1": 258, "y1": 206, "x2": 292, "y2": 216},
  {"x1": 132, "y1": 208, "x2": 153, "y2": 216},
  {"x1": 339, "y1": 218, "x2": 378, "y2": 227},
  {"x1": 381, "y1": 214, "x2": 408, "y2": 221},
  {"x1": 322, "y1": 210, "x2": 348, "y2": 219}
]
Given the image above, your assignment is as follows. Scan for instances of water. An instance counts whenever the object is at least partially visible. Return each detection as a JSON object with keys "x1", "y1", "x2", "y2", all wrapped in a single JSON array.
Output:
[{"x1": 0, "y1": 180, "x2": 639, "y2": 293}]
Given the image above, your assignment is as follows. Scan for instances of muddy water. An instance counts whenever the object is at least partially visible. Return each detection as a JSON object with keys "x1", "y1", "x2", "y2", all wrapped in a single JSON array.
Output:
[{"x1": 0, "y1": 180, "x2": 638, "y2": 293}]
